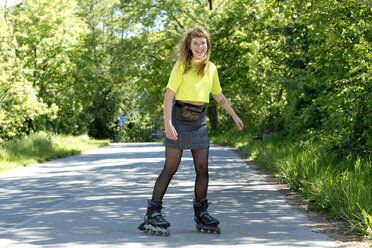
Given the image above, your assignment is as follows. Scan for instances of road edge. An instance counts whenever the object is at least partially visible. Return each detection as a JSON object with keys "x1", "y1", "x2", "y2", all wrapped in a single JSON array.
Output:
[{"x1": 227, "y1": 145, "x2": 370, "y2": 248}]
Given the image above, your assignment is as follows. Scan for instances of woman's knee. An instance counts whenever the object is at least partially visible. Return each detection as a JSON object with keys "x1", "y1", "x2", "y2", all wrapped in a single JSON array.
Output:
[
  {"x1": 195, "y1": 163, "x2": 208, "y2": 177},
  {"x1": 161, "y1": 162, "x2": 179, "y2": 178}
]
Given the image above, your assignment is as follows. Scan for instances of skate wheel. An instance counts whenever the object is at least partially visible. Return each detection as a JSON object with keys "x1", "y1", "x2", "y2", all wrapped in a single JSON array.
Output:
[
  {"x1": 196, "y1": 224, "x2": 201, "y2": 232},
  {"x1": 164, "y1": 228, "x2": 170, "y2": 236},
  {"x1": 157, "y1": 228, "x2": 170, "y2": 236},
  {"x1": 216, "y1": 226, "x2": 221, "y2": 234}
]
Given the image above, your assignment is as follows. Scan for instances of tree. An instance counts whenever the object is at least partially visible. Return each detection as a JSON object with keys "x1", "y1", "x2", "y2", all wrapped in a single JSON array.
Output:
[
  {"x1": 277, "y1": 0, "x2": 371, "y2": 156},
  {"x1": 0, "y1": 4, "x2": 49, "y2": 142},
  {"x1": 11, "y1": 0, "x2": 89, "y2": 134}
]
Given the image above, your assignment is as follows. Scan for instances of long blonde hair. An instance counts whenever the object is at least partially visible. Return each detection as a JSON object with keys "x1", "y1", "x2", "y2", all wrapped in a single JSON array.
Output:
[{"x1": 178, "y1": 27, "x2": 211, "y2": 76}]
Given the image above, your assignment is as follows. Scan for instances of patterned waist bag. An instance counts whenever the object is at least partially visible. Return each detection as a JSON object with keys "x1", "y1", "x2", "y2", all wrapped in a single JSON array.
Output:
[{"x1": 175, "y1": 101, "x2": 204, "y2": 121}]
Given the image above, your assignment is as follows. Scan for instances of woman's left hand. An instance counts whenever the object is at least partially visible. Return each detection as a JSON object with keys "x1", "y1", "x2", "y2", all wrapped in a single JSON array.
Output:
[{"x1": 234, "y1": 117, "x2": 244, "y2": 131}]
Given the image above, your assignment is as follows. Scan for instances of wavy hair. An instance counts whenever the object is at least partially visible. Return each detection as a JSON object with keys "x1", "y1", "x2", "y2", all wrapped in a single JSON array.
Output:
[{"x1": 178, "y1": 27, "x2": 211, "y2": 76}]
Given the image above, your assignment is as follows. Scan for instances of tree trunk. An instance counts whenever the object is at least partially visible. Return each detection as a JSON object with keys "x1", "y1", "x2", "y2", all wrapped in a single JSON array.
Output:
[
  {"x1": 208, "y1": 105, "x2": 218, "y2": 131},
  {"x1": 208, "y1": 0, "x2": 212, "y2": 10}
]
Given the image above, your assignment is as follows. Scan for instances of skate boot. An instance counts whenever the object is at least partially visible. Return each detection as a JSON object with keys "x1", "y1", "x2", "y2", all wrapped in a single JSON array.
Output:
[
  {"x1": 193, "y1": 198, "x2": 221, "y2": 234},
  {"x1": 138, "y1": 200, "x2": 170, "y2": 236}
]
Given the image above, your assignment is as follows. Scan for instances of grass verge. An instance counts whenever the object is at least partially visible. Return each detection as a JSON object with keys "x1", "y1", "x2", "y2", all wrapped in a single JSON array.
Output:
[
  {"x1": 210, "y1": 129, "x2": 372, "y2": 241},
  {"x1": 0, "y1": 132, "x2": 109, "y2": 173}
]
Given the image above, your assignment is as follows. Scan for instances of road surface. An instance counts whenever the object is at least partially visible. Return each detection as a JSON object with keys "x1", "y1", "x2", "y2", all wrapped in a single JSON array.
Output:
[{"x1": 0, "y1": 143, "x2": 338, "y2": 248}]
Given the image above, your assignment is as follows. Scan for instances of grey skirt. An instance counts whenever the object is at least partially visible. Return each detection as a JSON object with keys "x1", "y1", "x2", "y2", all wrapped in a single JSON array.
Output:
[{"x1": 163, "y1": 101, "x2": 209, "y2": 150}]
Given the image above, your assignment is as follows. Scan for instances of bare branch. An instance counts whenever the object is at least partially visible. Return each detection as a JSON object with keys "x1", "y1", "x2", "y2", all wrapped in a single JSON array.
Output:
[
  {"x1": 168, "y1": 12, "x2": 184, "y2": 29},
  {"x1": 179, "y1": 8, "x2": 206, "y2": 28}
]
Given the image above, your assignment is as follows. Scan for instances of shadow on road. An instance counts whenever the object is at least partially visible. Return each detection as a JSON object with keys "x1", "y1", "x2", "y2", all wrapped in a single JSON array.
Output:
[{"x1": 0, "y1": 143, "x2": 336, "y2": 248}]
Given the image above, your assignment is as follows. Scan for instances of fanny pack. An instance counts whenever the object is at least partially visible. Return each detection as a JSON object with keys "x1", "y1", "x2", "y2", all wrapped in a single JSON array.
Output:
[{"x1": 175, "y1": 101, "x2": 204, "y2": 121}]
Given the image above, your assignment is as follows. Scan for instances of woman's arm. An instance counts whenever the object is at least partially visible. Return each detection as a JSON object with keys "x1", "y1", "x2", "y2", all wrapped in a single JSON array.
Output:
[
  {"x1": 163, "y1": 88, "x2": 178, "y2": 140},
  {"x1": 212, "y1": 93, "x2": 244, "y2": 131}
]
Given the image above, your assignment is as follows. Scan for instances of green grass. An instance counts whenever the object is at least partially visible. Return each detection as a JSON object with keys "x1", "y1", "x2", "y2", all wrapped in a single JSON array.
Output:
[
  {"x1": 210, "y1": 129, "x2": 372, "y2": 240},
  {"x1": 0, "y1": 132, "x2": 109, "y2": 172}
]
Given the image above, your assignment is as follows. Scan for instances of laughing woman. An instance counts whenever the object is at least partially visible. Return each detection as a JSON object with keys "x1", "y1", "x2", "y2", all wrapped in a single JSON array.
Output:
[{"x1": 138, "y1": 27, "x2": 244, "y2": 236}]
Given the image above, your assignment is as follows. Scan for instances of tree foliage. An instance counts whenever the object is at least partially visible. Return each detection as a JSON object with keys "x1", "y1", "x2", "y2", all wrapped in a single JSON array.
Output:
[
  {"x1": 276, "y1": 0, "x2": 371, "y2": 157},
  {"x1": 0, "y1": 5, "x2": 49, "y2": 142},
  {"x1": 1, "y1": 0, "x2": 370, "y2": 157}
]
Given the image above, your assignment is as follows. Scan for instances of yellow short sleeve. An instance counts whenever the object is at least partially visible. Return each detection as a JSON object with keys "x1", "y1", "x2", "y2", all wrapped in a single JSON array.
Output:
[
  {"x1": 211, "y1": 64, "x2": 222, "y2": 95},
  {"x1": 166, "y1": 62, "x2": 183, "y2": 93}
]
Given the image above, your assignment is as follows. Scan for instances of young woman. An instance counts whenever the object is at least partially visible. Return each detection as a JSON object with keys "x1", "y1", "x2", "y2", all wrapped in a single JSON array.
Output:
[{"x1": 138, "y1": 27, "x2": 244, "y2": 236}]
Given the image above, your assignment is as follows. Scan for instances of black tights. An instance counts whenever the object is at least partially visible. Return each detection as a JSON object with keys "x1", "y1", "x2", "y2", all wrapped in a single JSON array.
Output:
[{"x1": 151, "y1": 147, "x2": 209, "y2": 202}]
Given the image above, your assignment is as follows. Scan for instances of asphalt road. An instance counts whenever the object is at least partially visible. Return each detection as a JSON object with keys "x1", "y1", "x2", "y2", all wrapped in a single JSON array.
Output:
[{"x1": 0, "y1": 143, "x2": 338, "y2": 248}]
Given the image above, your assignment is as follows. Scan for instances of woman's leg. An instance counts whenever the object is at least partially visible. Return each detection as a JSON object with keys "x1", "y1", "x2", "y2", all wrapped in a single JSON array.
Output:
[
  {"x1": 191, "y1": 148, "x2": 209, "y2": 202},
  {"x1": 151, "y1": 147, "x2": 183, "y2": 201}
]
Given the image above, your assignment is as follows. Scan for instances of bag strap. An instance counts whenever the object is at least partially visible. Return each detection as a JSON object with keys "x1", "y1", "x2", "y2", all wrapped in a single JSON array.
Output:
[{"x1": 175, "y1": 101, "x2": 205, "y2": 112}]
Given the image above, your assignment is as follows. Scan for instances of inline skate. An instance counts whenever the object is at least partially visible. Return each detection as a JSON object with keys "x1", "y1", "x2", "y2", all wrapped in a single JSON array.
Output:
[
  {"x1": 193, "y1": 198, "x2": 221, "y2": 234},
  {"x1": 138, "y1": 200, "x2": 170, "y2": 236}
]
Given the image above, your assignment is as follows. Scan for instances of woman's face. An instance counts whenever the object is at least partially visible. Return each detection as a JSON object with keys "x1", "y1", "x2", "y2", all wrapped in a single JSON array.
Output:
[{"x1": 190, "y1": 37, "x2": 208, "y2": 60}]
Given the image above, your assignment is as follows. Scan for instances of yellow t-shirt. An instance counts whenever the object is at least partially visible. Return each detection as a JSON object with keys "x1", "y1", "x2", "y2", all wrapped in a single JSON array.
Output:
[{"x1": 166, "y1": 60, "x2": 222, "y2": 103}]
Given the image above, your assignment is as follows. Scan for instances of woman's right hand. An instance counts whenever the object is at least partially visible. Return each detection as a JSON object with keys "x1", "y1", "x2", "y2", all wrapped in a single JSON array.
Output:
[{"x1": 165, "y1": 124, "x2": 178, "y2": 140}]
